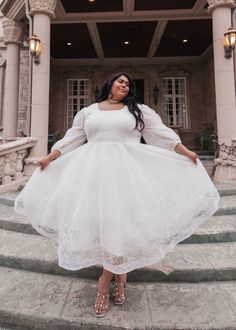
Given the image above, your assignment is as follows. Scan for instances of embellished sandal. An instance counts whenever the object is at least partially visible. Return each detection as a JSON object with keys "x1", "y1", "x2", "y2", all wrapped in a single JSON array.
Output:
[
  {"x1": 94, "y1": 291, "x2": 110, "y2": 317},
  {"x1": 111, "y1": 279, "x2": 126, "y2": 305}
]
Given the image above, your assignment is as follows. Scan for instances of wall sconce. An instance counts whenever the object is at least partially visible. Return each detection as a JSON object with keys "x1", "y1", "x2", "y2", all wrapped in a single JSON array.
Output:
[
  {"x1": 224, "y1": 26, "x2": 236, "y2": 59},
  {"x1": 94, "y1": 86, "x2": 100, "y2": 100},
  {"x1": 28, "y1": 34, "x2": 42, "y2": 64},
  {"x1": 152, "y1": 86, "x2": 159, "y2": 106}
]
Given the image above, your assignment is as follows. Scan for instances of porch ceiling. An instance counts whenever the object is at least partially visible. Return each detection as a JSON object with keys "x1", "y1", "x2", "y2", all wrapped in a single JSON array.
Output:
[
  {"x1": 60, "y1": 0, "x2": 123, "y2": 13},
  {"x1": 51, "y1": 0, "x2": 212, "y2": 62},
  {"x1": 60, "y1": 0, "x2": 200, "y2": 13},
  {"x1": 51, "y1": 23, "x2": 97, "y2": 58},
  {"x1": 156, "y1": 19, "x2": 212, "y2": 57},
  {"x1": 134, "y1": 0, "x2": 197, "y2": 11},
  {"x1": 0, "y1": 0, "x2": 213, "y2": 63}
]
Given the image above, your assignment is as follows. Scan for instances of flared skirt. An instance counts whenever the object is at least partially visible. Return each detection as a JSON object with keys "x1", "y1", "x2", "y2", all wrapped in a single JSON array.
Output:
[{"x1": 15, "y1": 142, "x2": 220, "y2": 274}]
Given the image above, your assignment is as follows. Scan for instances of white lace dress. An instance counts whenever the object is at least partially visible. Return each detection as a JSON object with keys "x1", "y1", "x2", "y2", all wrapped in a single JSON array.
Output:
[{"x1": 14, "y1": 103, "x2": 220, "y2": 274}]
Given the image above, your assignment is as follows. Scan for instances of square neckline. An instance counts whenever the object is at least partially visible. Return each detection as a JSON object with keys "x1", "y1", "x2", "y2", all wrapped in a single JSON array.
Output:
[{"x1": 96, "y1": 103, "x2": 126, "y2": 112}]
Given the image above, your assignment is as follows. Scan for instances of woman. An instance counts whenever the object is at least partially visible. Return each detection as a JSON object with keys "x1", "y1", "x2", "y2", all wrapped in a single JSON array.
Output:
[{"x1": 15, "y1": 72, "x2": 220, "y2": 317}]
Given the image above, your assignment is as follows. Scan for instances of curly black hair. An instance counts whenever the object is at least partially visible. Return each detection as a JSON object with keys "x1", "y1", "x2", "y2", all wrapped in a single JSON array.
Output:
[{"x1": 96, "y1": 72, "x2": 145, "y2": 132}]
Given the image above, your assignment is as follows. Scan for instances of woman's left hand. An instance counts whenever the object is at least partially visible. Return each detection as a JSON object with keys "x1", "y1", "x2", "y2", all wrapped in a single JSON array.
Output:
[
  {"x1": 186, "y1": 151, "x2": 198, "y2": 164},
  {"x1": 174, "y1": 143, "x2": 198, "y2": 164}
]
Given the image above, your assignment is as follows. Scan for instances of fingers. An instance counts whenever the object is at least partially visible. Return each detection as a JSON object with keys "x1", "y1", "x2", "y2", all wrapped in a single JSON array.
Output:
[
  {"x1": 193, "y1": 154, "x2": 198, "y2": 165},
  {"x1": 188, "y1": 152, "x2": 198, "y2": 165},
  {"x1": 192, "y1": 157, "x2": 196, "y2": 164},
  {"x1": 37, "y1": 160, "x2": 47, "y2": 171}
]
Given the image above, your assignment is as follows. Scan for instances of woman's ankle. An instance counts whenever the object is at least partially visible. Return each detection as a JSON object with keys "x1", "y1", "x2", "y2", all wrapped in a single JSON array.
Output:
[
  {"x1": 115, "y1": 273, "x2": 127, "y2": 283},
  {"x1": 98, "y1": 274, "x2": 112, "y2": 293}
]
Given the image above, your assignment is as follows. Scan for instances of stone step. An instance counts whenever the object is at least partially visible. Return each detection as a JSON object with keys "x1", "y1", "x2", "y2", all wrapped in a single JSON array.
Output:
[
  {"x1": 183, "y1": 214, "x2": 236, "y2": 243},
  {"x1": 0, "y1": 191, "x2": 18, "y2": 206},
  {"x1": 0, "y1": 266, "x2": 235, "y2": 330},
  {"x1": 0, "y1": 228, "x2": 236, "y2": 283},
  {"x1": 214, "y1": 194, "x2": 236, "y2": 216},
  {"x1": 1, "y1": 203, "x2": 236, "y2": 244},
  {"x1": 0, "y1": 204, "x2": 38, "y2": 235},
  {"x1": 215, "y1": 182, "x2": 236, "y2": 196}
]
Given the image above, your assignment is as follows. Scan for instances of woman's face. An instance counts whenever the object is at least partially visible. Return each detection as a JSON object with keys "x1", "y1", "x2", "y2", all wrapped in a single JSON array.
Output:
[{"x1": 110, "y1": 75, "x2": 130, "y2": 101}]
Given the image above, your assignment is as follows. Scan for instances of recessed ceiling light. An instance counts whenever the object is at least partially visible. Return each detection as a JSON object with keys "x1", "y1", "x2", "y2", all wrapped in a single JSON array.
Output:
[
  {"x1": 67, "y1": 42, "x2": 72, "y2": 46},
  {"x1": 183, "y1": 39, "x2": 188, "y2": 43},
  {"x1": 88, "y1": 0, "x2": 95, "y2": 2},
  {"x1": 124, "y1": 41, "x2": 129, "y2": 45}
]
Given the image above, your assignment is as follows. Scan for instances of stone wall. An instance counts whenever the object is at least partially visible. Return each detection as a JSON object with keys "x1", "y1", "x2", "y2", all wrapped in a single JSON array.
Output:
[
  {"x1": 49, "y1": 56, "x2": 217, "y2": 149},
  {"x1": 0, "y1": 14, "x2": 6, "y2": 134},
  {"x1": 0, "y1": 46, "x2": 29, "y2": 137},
  {"x1": 0, "y1": 12, "x2": 29, "y2": 137},
  {"x1": 17, "y1": 49, "x2": 29, "y2": 136},
  {"x1": 203, "y1": 54, "x2": 217, "y2": 130}
]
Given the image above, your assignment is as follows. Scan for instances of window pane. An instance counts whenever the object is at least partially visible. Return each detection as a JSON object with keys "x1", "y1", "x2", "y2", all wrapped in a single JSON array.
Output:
[
  {"x1": 67, "y1": 79, "x2": 91, "y2": 128},
  {"x1": 162, "y1": 77, "x2": 188, "y2": 129}
]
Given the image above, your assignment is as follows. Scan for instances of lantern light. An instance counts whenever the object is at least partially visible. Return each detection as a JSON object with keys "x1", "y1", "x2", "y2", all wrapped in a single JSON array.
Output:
[
  {"x1": 28, "y1": 34, "x2": 42, "y2": 64},
  {"x1": 223, "y1": 26, "x2": 236, "y2": 59}
]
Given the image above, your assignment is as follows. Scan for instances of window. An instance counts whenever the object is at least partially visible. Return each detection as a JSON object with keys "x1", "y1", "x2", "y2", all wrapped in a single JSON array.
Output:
[
  {"x1": 67, "y1": 79, "x2": 90, "y2": 128},
  {"x1": 162, "y1": 77, "x2": 189, "y2": 129}
]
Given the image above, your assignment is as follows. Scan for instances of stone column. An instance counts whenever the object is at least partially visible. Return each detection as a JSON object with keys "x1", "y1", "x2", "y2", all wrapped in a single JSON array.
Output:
[
  {"x1": 207, "y1": 0, "x2": 236, "y2": 183},
  {"x1": 0, "y1": 60, "x2": 6, "y2": 130},
  {"x1": 2, "y1": 19, "x2": 23, "y2": 138},
  {"x1": 26, "y1": 0, "x2": 57, "y2": 171}
]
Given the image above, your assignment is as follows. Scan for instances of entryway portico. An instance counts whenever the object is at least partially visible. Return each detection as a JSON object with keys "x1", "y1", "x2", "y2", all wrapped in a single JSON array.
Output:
[{"x1": 0, "y1": 0, "x2": 235, "y2": 186}]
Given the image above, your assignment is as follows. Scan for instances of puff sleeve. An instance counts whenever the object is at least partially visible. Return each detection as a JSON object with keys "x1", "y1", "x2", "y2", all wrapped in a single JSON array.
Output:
[
  {"x1": 51, "y1": 108, "x2": 87, "y2": 156},
  {"x1": 140, "y1": 104, "x2": 181, "y2": 151}
]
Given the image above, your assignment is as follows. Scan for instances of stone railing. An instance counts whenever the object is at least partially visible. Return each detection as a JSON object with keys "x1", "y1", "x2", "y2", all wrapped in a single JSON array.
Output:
[
  {"x1": 0, "y1": 137, "x2": 37, "y2": 193},
  {"x1": 215, "y1": 138, "x2": 236, "y2": 165},
  {"x1": 214, "y1": 138, "x2": 236, "y2": 182}
]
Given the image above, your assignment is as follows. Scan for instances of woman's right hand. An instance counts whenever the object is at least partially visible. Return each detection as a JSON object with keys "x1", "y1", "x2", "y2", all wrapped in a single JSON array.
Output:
[
  {"x1": 37, "y1": 150, "x2": 61, "y2": 171},
  {"x1": 38, "y1": 156, "x2": 51, "y2": 171}
]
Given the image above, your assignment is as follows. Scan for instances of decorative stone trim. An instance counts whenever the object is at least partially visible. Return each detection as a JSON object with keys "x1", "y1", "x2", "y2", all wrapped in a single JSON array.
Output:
[
  {"x1": 2, "y1": 19, "x2": 24, "y2": 46},
  {"x1": 159, "y1": 66, "x2": 190, "y2": 78},
  {"x1": 24, "y1": 156, "x2": 41, "y2": 177},
  {"x1": 214, "y1": 139, "x2": 236, "y2": 166},
  {"x1": 0, "y1": 137, "x2": 37, "y2": 192},
  {"x1": 29, "y1": 0, "x2": 57, "y2": 18},
  {"x1": 207, "y1": 0, "x2": 236, "y2": 14},
  {"x1": 214, "y1": 139, "x2": 236, "y2": 182}
]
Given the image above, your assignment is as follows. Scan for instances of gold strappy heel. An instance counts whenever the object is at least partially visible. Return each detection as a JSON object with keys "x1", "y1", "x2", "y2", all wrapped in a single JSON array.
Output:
[
  {"x1": 111, "y1": 278, "x2": 126, "y2": 305},
  {"x1": 94, "y1": 291, "x2": 110, "y2": 317}
]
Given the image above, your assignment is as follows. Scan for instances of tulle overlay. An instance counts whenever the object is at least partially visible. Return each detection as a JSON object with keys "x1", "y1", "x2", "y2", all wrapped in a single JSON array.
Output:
[{"x1": 15, "y1": 104, "x2": 220, "y2": 274}]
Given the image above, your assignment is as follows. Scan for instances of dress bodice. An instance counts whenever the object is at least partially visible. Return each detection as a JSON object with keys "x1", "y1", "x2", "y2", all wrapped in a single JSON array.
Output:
[
  {"x1": 51, "y1": 103, "x2": 181, "y2": 156},
  {"x1": 85, "y1": 104, "x2": 141, "y2": 144}
]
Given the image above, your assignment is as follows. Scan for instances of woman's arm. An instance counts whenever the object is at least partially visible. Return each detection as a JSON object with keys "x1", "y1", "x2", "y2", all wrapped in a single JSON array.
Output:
[
  {"x1": 38, "y1": 150, "x2": 61, "y2": 171},
  {"x1": 140, "y1": 105, "x2": 198, "y2": 165},
  {"x1": 51, "y1": 108, "x2": 87, "y2": 156},
  {"x1": 174, "y1": 143, "x2": 198, "y2": 164},
  {"x1": 140, "y1": 104, "x2": 181, "y2": 151}
]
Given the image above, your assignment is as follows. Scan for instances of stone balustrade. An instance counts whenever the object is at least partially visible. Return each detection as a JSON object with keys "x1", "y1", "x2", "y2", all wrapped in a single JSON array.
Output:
[
  {"x1": 0, "y1": 137, "x2": 37, "y2": 193},
  {"x1": 214, "y1": 138, "x2": 236, "y2": 182}
]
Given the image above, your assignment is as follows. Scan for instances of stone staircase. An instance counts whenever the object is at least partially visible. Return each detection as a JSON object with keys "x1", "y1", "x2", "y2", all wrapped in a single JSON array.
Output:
[{"x1": 0, "y1": 185, "x2": 236, "y2": 329}]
